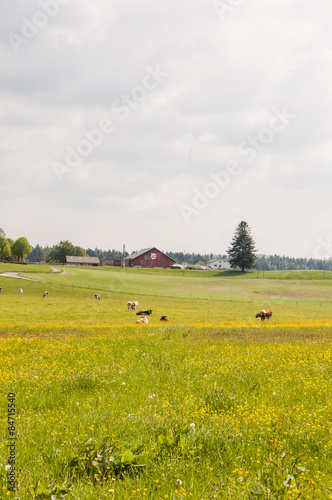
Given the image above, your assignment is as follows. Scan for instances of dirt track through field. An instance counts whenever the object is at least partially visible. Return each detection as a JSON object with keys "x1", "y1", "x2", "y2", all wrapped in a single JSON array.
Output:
[
  {"x1": 48, "y1": 266, "x2": 67, "y2": 275},
  {"x1": 0, "y1": 272, "x2": 46, "y2": 283}
]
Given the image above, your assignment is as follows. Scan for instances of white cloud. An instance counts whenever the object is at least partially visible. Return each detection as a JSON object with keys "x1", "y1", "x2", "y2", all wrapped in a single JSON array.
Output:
[{"x1": 0, "y1": 0, "x2": 331, "y2": 256}]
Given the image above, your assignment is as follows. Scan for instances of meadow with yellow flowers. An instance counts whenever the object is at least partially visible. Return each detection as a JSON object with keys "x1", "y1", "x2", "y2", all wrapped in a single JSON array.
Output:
[{"x1": 1, "y1": 265, "x2": 332, "y2": 499}]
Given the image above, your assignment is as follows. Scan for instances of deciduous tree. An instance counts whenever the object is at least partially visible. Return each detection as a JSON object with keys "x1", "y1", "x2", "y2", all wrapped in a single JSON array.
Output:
[
  {"x1": 11, "y1": 237, "x2": 32, "y2": 262},
  {"x1": 0, "y1": 237, "x2": 11, "y2": 260},
  {"x1": 47, "y1": 241, "x2": 88, "y2": 263}
]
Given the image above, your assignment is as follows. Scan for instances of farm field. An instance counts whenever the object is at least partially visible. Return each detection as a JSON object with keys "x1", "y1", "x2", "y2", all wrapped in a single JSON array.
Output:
[
  {"x1": 1, "y1": 266, "x2": 332, "y2": 499},
  {"x1": 4, "y1": 263, "x2": 332, "y2": 306}
]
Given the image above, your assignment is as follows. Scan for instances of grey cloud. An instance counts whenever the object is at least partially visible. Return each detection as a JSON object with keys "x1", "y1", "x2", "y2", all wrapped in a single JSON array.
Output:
[{"x1": 1, "y1": 0, "x2": 331, "y2": 255}]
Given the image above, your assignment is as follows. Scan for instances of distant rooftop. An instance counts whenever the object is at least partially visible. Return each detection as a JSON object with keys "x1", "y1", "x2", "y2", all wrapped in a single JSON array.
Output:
[
  {"x1": 124, "y1": 248, "x2": 155, "y2": 260},
  {"x1": 66, "y1": 256, "x2": 100, "y2": 264},
  {"x1": 207, "y1": 258, "x2": 229, "y2": 264}
]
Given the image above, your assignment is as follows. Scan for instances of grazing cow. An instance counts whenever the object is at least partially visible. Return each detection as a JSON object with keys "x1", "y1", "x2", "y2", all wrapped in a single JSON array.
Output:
[
  {"x1": 136, "y1": 316, "x2": 148, "y2": 324},
  {"x1": 19, "y1": 288, "x2": 23, "y2": 296},
  {"x1": 94, "y1": 294, "x2": 101, "y2": 301},
  {"x1": 160, "y1": 315, "x2": 169, "y2": 322},
  {"x1": 256, "y1": 309, "x2": 272, "y2": 322},
  {"x1": 136, "y1": 309, "x2": 153, "y2": 316},
  {"x1": 0, "y1": 287, "x2": 2, "y2": 293},
  {"x1": 43, "y1": 291, "x2": 49, "y2": 298},
  {"x1": 127, "y1": 301, "x2": 139, "y2": 311}
]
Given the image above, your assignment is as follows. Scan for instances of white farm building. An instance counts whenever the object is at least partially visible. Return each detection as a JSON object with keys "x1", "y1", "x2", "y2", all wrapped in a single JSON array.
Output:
[{"x1": 207, "y1": 258, "x2": 232, "y2": 270}]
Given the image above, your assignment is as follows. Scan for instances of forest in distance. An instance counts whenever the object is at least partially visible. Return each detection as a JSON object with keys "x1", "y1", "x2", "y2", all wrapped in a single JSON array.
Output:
[
  {"x1": 1, "y1": 226, "x2": 332, "y2": 271},
  {"x1": 26, "y1": 245, "x2": 332, "y2": 271}
]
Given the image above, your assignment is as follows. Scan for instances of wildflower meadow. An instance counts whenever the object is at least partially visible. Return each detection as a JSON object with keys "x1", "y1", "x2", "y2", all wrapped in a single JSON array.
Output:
[{"x1": 1, "y1": 265, "x2": 332, "y2": 499}]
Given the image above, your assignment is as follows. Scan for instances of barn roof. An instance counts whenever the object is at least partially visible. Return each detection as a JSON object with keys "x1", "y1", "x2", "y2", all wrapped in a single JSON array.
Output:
[
  {"x1": 124, "y1": 248, "x2": 155, "y2": 260},
  {"x1": 66, "y1": 256, "x2": 100, "y2": 264},
  {"x1": 207, "y1": 258, "x2": 229, "y2": 264},
  {"x1": 125, "y1": 248, "x2": 175, "y2": 262}
]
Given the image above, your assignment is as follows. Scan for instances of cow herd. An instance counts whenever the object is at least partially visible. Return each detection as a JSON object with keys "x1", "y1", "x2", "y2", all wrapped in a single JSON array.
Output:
[
  {"x1": 1, "y1": 287, "x2": 273, "y2": 324},
  {"x1": 126, "y1": 301, "x2": 169, "y2": 324}
]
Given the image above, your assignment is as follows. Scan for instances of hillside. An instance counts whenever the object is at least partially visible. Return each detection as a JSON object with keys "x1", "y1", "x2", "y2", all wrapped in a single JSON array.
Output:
[{"x1": 1, "y1": 264, "x2": 332, "y2": 307}]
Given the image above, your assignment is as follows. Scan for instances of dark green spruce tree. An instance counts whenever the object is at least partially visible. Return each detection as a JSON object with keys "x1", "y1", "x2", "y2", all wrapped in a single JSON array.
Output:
[{"x1": 227, "y1": 221, "x2": 257, "y2": 272}]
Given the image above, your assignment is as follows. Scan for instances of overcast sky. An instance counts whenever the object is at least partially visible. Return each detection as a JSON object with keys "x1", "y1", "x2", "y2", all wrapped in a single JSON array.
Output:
[{"x1": 1, "y1": 0, "x2": 331, "y2": 258}]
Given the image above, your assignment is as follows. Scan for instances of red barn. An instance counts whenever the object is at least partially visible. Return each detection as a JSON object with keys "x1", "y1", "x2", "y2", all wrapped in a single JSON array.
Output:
[{"x1": 124, "y1": 248, "x2": 175, "y2": 268}]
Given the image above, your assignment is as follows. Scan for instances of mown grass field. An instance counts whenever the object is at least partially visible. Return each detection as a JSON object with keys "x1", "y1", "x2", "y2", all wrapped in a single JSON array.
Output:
[
  {"x1": 7, "y1": 263, "x2": 332, "y2": 306},
  {"x1": 1, "y1": 265, "x2": 332, "y2": 499}
]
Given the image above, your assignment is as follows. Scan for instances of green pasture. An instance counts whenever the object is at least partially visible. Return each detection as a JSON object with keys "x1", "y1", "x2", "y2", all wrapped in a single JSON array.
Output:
[
  {"x1": 0, "y1": 272, "x2": 332, "y2": 327},
  {"x1": 1, "y1": 263, "x2": 332, "y2": 307},
  {"x1": 1, "y1": 324, "x2": 332, "y2": 498},
  {"x1": 0, "y1": 263, "x2": 53, "y2": 274},
  {"x1": 1, "y1": 267, "x2": 332, "y2": 499}
]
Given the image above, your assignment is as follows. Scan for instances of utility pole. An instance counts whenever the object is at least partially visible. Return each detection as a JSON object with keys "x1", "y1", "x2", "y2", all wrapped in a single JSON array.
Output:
[
  {"x1": 256, "y1": 257, "x2": 261, "y2": 279},
  {"x1": 263, "y1": 256, "x2": 265, "y2": 277},
  {"x1": 122, "y1": 244, "x2": 126, "y2": 268},
  {"x1": 324, "y1": 258, "x2": 326, "y2": 279}
]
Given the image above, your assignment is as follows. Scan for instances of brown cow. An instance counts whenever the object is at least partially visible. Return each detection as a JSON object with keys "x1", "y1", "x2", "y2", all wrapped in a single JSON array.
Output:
[
  {"x1": 160, "y1": 315, "x2": 169, "y2": 322},
  {"x1": 0, "y1": 287, "x2": 2, "y2": 293},
  {"x1": 43, "y1": 291, "x2": 49, "y2": 298},
  {"x1": 94, "y1": 294, "x2": 101, "y2": 301},
  {"x1": 256, "y1": 309, "x2": 272, "y2": 322},
  {"x1": 127, "y1": 301, "x2": 139, "y2": 310}
]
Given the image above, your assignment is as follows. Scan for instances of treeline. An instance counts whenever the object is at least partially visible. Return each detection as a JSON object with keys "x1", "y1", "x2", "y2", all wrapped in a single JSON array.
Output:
[
  {"x1": 27, "y1": 246, "x2": 332, "y2": 271},
  {"x1": 85, "y1": 248, "x2": 129, "y2": 260},
  {"x1": 24, "y1": 246, "x2": 332, "y2": 270},
  {"x1": 24, "y1": 245, "x2": 215, "y2": 265},
  {"x1": 2, "y1": 226, "x2": 331, "y2": 270},
  {"x1": 0, "y1": 228, "x2": 32, "y2": 262},
  {"x1": 25, "y1": 244, "x2": 215, "y2": 265},
  {"x1": 166, "y1": 251, "x2": 215, "y2": 265},
  {"x1": 26, "y1": 242, "x2": 130, "y2": 264},
  {"x1": 255, "y1": 255, "x2": 332, "y2": 271},
  {"x1": 27, "y1": 242, "x2": 87, "y2": 263},
  {"x1": 26, "y1": 243, "x2": 130, "y2": 263}
]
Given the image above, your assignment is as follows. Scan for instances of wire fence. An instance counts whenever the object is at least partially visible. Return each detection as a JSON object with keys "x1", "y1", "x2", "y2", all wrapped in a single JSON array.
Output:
[{"x1": 40, "y1": 277, "x2": 332, "y2": 308}]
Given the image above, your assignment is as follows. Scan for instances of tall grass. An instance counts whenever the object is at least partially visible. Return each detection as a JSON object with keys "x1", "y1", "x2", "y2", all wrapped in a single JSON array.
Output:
[
  {"x1": 1, "y1": 325, "x2": 332, "y2": 499},
  {"x1": 0, "y1": 270, "x2": 332, "y2": 498}
]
